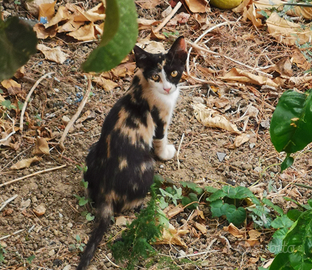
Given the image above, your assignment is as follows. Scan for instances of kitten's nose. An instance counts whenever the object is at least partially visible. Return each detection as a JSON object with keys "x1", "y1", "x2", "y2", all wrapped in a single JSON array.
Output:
[{"x1": 164, "y1": 87, "x2": 171, "y2": 93}]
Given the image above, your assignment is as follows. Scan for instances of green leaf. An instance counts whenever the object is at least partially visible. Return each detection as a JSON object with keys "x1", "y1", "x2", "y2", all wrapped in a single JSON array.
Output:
[
  {"x1": 222, "y1": 186, "x2": 254, "y2": 199},
  {"x1": 205, "y1": 186, "x2": 218, "y2": 193},
  {"x1": 159, "y1": 197, "x2": 168, "y2": 209},
  {"x1": 26, "y1": 255, "x2": 35, "y2": 264},
  {"x1": 181, "y1": 181, "x2": 203, "y2": 194},
  {"x1": 82, "y1": 0, "x2": 138, "y2": 72},
  {"x1": 271, "y1": 215, "x2": 294, "y2": 229},
  {"x1": 86, "y1": 212, "x2": 95, "y2": 221},
  {"x1": 181, "y1": 193, "x2": 198, "y2": 209},
  {"x1": 207, "y1": 189, "x2": 226, "y2": 202},
  {"x1": 223, "y1": 205, "x2": 246, "y2": 226},
  {"x1": 262, "y1": 198, "x2": 284, "y2": 216},
  {"x1": 76, "y1": 235, "x2": 81, "y2": 242},
  {"x1": 281, "y1": 154, "x2": 294, "y2": 172},
  {"x1": 0, "y1": 17, "x2": 37, "y2": 80},
  {"x1": 287, "y1": 209, "x2": 303, "y2": 221},
  {"x1": 1, "y1": 100, "x2": 11, "y2": 109},
  {"x1": 268, "y1": 236, "x2": 284, "y2": 254},
  {"x1": 270, "y1": 89, "x2": 312, "y2": 154},
  {"x1": 18, "y1": 100, "x2": 24, "y2": 110},
  {"x1": 210, "y1": 199, "x2": 224, "y2": 217},
  {"x1": 153, "y1": 174, "x2": 165, "y2": 188}
]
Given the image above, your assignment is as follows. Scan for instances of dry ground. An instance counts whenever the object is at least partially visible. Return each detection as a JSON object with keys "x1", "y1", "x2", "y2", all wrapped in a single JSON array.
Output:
[{"x1": 1, "y1": 1, "x2": 312, "y2": 270}]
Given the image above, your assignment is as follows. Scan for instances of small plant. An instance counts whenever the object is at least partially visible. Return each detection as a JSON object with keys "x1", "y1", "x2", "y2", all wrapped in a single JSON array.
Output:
[
  {"x1": 1, "y1": 100, "x2": 16, "y2": 110},
  {"x1": 26, "y1": 255, "x2": 35, "y2": 265},
  {"x1": 69, "y1": 235, "x2": 86, "y2": 252},
  {"x1": 0, "y1": 244, "x2": 6, "y2": 264},
  {"x1": 163, "y1": 31, "x2": 179, "y2": 38},
  {"x1": 74, "y1": 164, "x2": 94, "y2": 221},
  {"x1": 110, "y1": 184, "x2": 168, "y2": 270},
  {"x1": 35, "y1": 114, "x2": 42, "y2": 126}
]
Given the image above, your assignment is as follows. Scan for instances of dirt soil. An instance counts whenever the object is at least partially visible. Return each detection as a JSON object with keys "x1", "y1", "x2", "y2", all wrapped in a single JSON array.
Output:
[{"x1": 1, "y1": 1, "x2": 312, "y2": 270}]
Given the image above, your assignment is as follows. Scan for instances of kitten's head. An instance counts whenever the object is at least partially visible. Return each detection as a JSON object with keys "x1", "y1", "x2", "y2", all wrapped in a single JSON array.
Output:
[{"x1": 134, "y1": 37, "x2": 187, "y2": 96}]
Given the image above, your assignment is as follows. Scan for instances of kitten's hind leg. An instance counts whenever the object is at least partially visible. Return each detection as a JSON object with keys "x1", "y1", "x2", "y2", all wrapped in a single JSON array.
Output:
[{"x1": 153, "y1": 138, "x2": 176, "y2": 160}]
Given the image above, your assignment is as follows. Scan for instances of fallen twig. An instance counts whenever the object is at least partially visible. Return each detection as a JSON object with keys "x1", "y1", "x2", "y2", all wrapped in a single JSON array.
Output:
[
  {"x1": 20, "y1": 72, "x2": 54, "y2": 133},
  {"x1": 59, "y1": 75, "x2": 92, "y2": 152},
  {"x1": 0, "y1": 164, "x2": 66, "y2": 188},
  {"x1": 0, "y1": 113, "x2": 15, "y2": 144},
  {"x1": 153, "y1": 1, "x2": 182, "y2": 33},
  {"x1": 0, "y1": 228, "x2": 25, "y2": 241},
  {"x1": 0, "y1": 194, "x2": 18, "y2": 212}
]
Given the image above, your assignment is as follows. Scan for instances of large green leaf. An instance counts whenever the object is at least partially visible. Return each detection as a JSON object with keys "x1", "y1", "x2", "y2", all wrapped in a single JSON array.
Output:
[
  {"x1": 0, "y1": 17, "x2": 37, "y2": 80},
  {"x1": 82, "y1": 0, "x2": 138, "y2": 72},
  {"x1": 270, "y1": 90, "x2": 312, "y2": 154}
]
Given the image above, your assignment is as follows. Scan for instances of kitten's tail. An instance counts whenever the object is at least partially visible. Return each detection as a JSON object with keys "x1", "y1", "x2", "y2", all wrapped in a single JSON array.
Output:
[{"x1": 76, "y1": 204, "x2": 113, "y2": 270}]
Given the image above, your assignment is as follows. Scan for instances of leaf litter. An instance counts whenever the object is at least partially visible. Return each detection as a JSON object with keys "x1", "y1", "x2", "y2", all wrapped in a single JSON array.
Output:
[{"x1": 1, "y1": 0, "x2": 312, "y2": 269}]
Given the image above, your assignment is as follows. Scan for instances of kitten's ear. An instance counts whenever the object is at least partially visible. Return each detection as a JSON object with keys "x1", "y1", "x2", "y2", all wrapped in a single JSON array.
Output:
[
  {"x1": 133, "y1": 45, "x2": 150, "y2": 69},
  {"x1": 168, "y1": 36, "x2": 187, "y2": 63}
]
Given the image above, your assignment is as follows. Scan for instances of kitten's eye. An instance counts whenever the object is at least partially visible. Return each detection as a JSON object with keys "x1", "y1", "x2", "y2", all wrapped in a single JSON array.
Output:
[
  {"x1": 171, "y1": 70, "x2": 178, "y2": 77},
  {"x1": 151, "y1": 74, "x2": 160, "y2": 81}
]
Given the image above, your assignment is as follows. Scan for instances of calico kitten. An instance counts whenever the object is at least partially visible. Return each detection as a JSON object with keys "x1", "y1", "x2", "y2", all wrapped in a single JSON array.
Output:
[{"x1": 77, "y1": 36, "x2": 187, "y2": 270}]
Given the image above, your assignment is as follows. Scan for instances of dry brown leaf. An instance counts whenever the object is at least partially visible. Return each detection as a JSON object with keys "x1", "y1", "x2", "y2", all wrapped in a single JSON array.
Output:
[
  {"x1": 66, "y1": 3, "x2": 105, "y2": 22},
  {"x1": 189, "y1": 209, "x2": 205, "y2": 221},
  {"x1": 223, "y1": 223, "x2": 245, "y2": 238},
  {"x1": 166, "y1": 205, "x2": 184, "y2": 219},
  {"x1": 33, "y1": 23, "x2": 58, "y2": 39},
  {"x1": 243, "y1": 3, "x2": 263, "y2": 27},
  {"x1": 253, "y1": 0, "x2": 284, "y2": 10},
  {"x1": 292, "y1": 48, "x2": 311, "y2": 70},
  {"x1": 193, "y1": 103, "x2": 241, "y2": 134},
  {"x1": 214, "y1": 98, "x2": 229, "y2": 109},
  {"x1": 110, "y1": 62, "x2": 136, "y2": 78},
  {"x1": 276, "y1": 57, "x2": 293, "y2": 77},
  {"x1": 115, "y1": 216, "x2": 128, "y2": 227},
  {"x1": 1, "y1": 79, "x2": 21, "y2": 95},
  {"x1": 289, "y1": 76, "x2": 312, "y2": 86},
  {"x1": 94, "y1": 22, "x2": 104, "y2": 36},
  {"x1": 194, "y1": 222, "x2": 207, "y2": 234},
  {"x1": 136, "y1": 0, "x2": 162, "y2": 9},
  {"x1": 221, "y1": 68, "x2": 278, "y2": 88},
  {"x1": 58, "y1": 20, "x2": 84, "y2": 33},
  {"x1": 44, "y1": 6, "x2": 71, "y2": 28},
  {"x1": 232, "y1": 0, "x2": 252, "y2": 13},
  {"x1": 184, "y1": 0, "x2": 210, "y2": 13},
  {"x1": 248, "y1": 229, "x2": 262, "y2": 240},
  {"x1": 32, "y1": 137, "x2": 50, "y2": 155},
  {"x1": 10, "y1": 156, "x2": 42, "y2": 170},
  {"x1": 76, "y1": 110, "x2": 96, "y2": 124},
  {"x1": 37, "y1": 44, "x2": 68, "y2": 64},
  {"x1": 234, "y1": 133, "x2": 250, "y2": 148},
  {"x1": 151, "y1": 28, "x2": 166, "y2": 40},
  {"x1": 25, "y1": 0, "x2": 55, "y2": 17},
  {"x1": 288, "y1": 6, "x2": 312, "y2": 20},
  {"x1": 137, "y1": 18, "x2": 159, "y2": 30},
  {"x1": 167, "y1": 12, "x2": 190, "y2": 26},
  {"x1": 67, "y1": 23, "x2": 96, "y2": 41},
  {"x1": 84, "y1": 2, "x2": 105, "y2": 22},
  {"x1": 92, "y1": 77, "x2": 119, "y2": 91},
  {"x1": 38, "y1": 0, "x2": 56, "y2": 22},
  {"x1": 14, "y1": 66, "x2": 26, "y2": 79},
  {"x1": 155, "y1": 223, "x2": 189, "y2": 247},
  {"x1": 266, "y1": 12, "x2": 312, "y2": 46}
]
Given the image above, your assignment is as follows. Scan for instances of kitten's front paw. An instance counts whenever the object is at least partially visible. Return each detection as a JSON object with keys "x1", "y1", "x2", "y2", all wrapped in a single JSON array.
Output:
[{"x1": 159, "y1": 144, "x2": 176, "y2": 160}]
